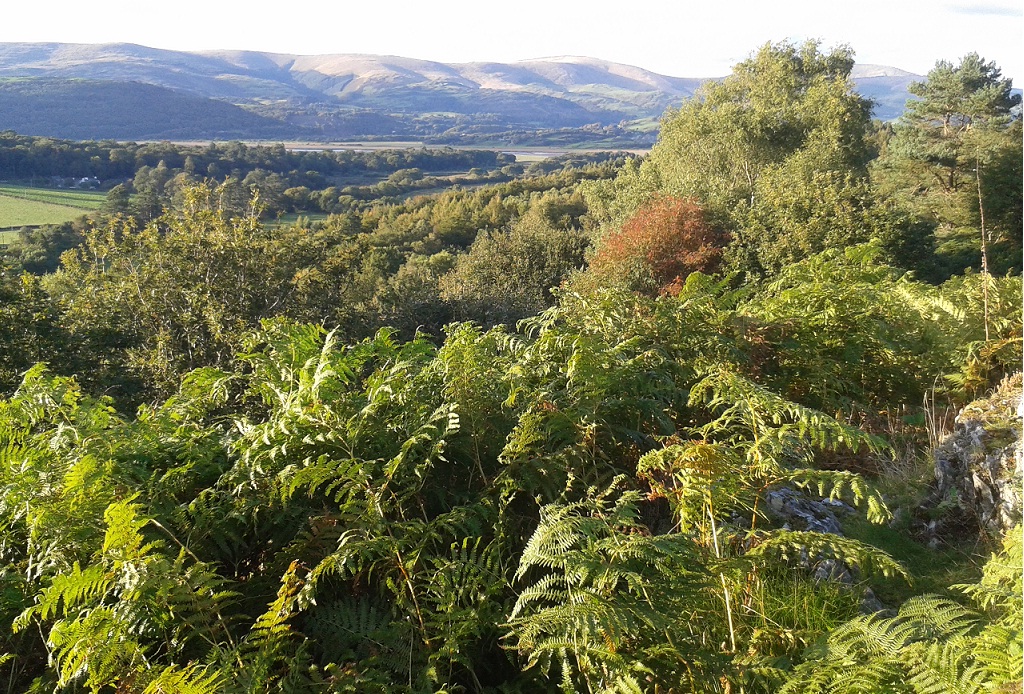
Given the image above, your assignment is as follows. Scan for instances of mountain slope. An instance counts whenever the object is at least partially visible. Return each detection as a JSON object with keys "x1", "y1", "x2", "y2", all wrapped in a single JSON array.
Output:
[
  {"x1": 0, "y1": 44, "x2": 704, "y2": 119},
  {"x1": 849, "y1": 64, "x2": 921, "y2": 121},
  {"x1": 0, "y1": 79, "x2": 299, "y2": 140},
  {"x1": 0, "y1": 42, "x2": 929, "y2": 142}
]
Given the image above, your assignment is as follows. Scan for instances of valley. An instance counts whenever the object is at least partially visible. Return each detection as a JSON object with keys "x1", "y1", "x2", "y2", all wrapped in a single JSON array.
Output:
[{"x1": 0, "y1": 42, "x2": 929, "y2": 144}]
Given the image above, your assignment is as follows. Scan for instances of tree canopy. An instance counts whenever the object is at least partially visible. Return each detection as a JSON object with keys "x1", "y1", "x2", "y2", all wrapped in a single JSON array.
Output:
[{"x1": 873, "y1": 53, "x2": 1022, "y2": 275}]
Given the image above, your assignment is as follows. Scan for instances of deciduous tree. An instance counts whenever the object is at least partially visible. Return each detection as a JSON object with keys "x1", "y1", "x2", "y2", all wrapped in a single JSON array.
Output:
[{"x1": 582, "y1": 196, "x2": 728, "y2": 295}]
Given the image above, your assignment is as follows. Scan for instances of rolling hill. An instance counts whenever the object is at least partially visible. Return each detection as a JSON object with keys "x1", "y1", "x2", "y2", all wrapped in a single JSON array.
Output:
[
  {"x1": 0, "y1": 42, "x2": 927, "y2": 143},
  {"x1": 0, "y1": 79, "x2": 299, "y2": 140}
]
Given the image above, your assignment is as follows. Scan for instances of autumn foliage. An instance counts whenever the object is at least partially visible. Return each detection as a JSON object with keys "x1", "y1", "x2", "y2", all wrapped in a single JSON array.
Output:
[{"x1": 587, "y1": 196, "x2": 729, "y2": 295}]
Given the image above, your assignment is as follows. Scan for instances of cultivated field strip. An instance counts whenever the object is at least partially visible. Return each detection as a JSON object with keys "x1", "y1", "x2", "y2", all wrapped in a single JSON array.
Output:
[{"x1": 0, "y1": 185, "x2": 105, "y2": 229}]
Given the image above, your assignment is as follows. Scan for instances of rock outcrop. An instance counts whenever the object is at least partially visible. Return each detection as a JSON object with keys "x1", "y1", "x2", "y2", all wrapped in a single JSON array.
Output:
[{"x1": 932, "y1": 373, "x2": 1023, "y2": 537}]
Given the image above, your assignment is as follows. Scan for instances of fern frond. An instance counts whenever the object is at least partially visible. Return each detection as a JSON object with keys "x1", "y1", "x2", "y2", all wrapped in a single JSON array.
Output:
[
  {"x1": 781, "y1": 591, "x2": 1010, "y2": 694},
  {"x1": 778, "y1": 468, "x2": 891, "y2": 524},
  {"x1": 251, "y1": 560, "x2": 305, "y2": 645},
  {"x1": 143, "y1": 664, "x2": 224, "y2": 694},
  {"x1": 47, "y1": 606, "x2": 143, "y2": 689},
  {"x1": 747, "y1": 529, "x2": 908, "y2": 580},
  {"x1": 636, "y1": 442, "x2": 750, "y2": 530},
  {"x1": 102, "y1": 498, "x2": 162, "y2": 564},
  {"x1": 972, "y1": 623, "x2": 1024, "y2": 687},
  {"x1": 897, "y1": 596, "x2": 980, "y2": 640},
  {"x1": 508, "y1": 483, "x2": 721, "y2": 692},
  {"x1": 280, "y1": 454, "x2": 373, "y2": 506},
  {"x1": 691, "y1": 368, "x2": 888, "y2": 461},
  {"x1": 957, "y1": 525, "x2": 1022, "y2": 614},
  {"x1": 13, "y1": 562, "x2": 111, "y2": 630},
  {"x1": 905, "y1": 638, "x2": 989, "y2": 694}
]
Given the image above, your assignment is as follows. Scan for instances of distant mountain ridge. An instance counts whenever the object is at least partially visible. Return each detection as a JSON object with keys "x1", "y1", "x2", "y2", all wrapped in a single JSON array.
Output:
[{"x1": 0, "y1": 42, "x2": 925, "y2": 143}]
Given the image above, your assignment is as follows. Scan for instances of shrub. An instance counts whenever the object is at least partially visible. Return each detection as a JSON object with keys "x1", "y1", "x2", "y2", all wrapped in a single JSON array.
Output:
[{"x1": 585, "y1": 196, "x2": 728, "y2": 295}]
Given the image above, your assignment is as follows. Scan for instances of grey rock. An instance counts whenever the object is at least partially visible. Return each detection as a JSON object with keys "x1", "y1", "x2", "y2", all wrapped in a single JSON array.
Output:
[
  {"x1": 763, "y1": 485, "x2": 888, "y2": 612},
  {"x1": 860, "y1": 587, "x2": 888, "y2": 614},
  {"x1": 931, "y1": 374, "x2": 1023, "y2": 537},
  {"x1": 813, "y1": 559, "x2": 853, "y2": 584},
  {"x1": 764, "y1": 487, "x2": 845, "y2": 536}
]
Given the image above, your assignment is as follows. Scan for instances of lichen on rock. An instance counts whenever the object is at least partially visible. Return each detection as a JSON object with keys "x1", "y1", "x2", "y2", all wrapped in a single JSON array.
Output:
[{"x1": 932, "y1": 373, "x2": 1023, "y2": 537}]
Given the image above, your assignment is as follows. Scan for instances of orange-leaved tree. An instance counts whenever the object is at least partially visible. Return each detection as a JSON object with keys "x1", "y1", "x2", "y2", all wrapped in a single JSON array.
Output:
[{"x1": 584, "y1": 196, "x2": 729, "y2": 296}]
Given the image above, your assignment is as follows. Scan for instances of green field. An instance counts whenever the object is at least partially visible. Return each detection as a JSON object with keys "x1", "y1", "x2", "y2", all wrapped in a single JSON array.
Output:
[
  {"x1": 0, "y1": 185, "x2": 105, "y2": 229},
  {"x1": 268, "y1": 212, "x2": 331, "y2": 227}
]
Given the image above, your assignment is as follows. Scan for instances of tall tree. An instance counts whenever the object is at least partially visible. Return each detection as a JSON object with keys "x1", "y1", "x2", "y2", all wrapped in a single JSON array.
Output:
[
  {"x1": 645, "y1": 40, "x2": 872, "y2": 216},
  {"x1": 0, "y1": 266, "x2": 75, "y2": 394},
  {"x1": 440, "y1": 208, "x2": 588, "y2": 326},
  {"x1": 587, "y1": 40, "x2": 885, "y2": 277},
  {"x1": 873, "y1": 54, "x2": 1021, "y2": 274},
  {"x1": 580, "y1": 196, "x2": 728, "y2": 296}
]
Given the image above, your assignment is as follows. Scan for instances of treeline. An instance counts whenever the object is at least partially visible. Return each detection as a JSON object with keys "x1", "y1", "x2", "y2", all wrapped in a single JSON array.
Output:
[
  {"x1": 1, "y1": 153, "x2": 627, "y2": 277},
  {"x1": 2, "y1": 41, "x2": 1020, "y2": 403},
  {"x1": 0, "y1": 40, "x2": 1021, "y2": 693},
  {"x1": 580, "y1": 46, "x2": 1022, "y2": 284},
  {"x1": 0, "y1": 133, "x2": 515, "y2": 184}
]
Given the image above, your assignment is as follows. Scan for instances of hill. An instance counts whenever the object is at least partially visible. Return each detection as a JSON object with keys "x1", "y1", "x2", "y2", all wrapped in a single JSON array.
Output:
[
  {"x1": 849, "y1": 64, "x2": 921, "y2": 121},
  {"x1": 0, "y1": 42, "x2": 926, "y2": 143},
  {"x1": 0, "y1": 78, "x2": 300, "y2": 140}
]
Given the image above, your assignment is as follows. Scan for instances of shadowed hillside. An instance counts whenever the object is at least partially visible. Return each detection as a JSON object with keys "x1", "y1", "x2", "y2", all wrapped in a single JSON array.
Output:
[
  {"x1": 0, "y1": 42, "x2": 936, "y2": 142},
  {"x1": 0, "y1": 79, "x2": 300, "y2": 140}
]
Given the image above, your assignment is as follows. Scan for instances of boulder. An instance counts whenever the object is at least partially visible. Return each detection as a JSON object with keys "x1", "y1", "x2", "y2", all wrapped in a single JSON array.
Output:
[
  {"x1": 764, "y1": 486, "x2": 852, "y2": 536},
  {"x1": 762, "y1": 487, "x2": 886, "y2": 612}
]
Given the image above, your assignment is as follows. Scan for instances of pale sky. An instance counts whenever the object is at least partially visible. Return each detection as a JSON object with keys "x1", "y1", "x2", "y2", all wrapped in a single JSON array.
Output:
[{"x1": 2, "y1": 0, "x2": 1021, "y2": 83}]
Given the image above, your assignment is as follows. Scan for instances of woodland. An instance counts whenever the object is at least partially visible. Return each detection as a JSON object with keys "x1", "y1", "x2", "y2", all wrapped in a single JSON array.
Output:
[{"x1": 0, "y1": 41, "x2": 1021, "y2": 693}]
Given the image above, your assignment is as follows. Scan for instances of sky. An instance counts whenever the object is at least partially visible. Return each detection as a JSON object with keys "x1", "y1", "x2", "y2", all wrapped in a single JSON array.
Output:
[{"x1": 2, "y1": 0, "x2": 1021, "y2": 82}]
